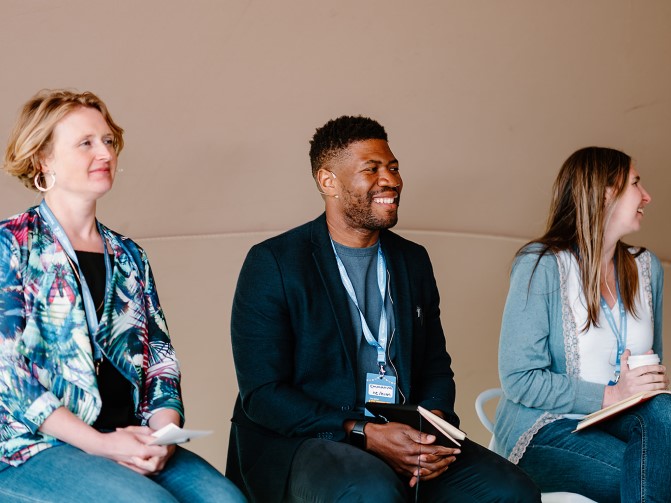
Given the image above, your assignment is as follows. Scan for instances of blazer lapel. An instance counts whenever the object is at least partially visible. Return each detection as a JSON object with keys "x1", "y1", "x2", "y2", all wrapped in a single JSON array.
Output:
[
  {"x1": 96, "y1": 229, "x2": 141, "y2": 385},
  {"x1": 380, "y1": 232, "x2": 413, "y2": 401},
  {"x1": 309, "y1": 215, "x2": 359, "y2": 371}
]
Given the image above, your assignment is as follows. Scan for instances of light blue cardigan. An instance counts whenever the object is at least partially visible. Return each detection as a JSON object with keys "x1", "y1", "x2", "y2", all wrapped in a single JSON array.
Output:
[{"x1": 494, "y1": 246, "x2": 664, "y2": 464}]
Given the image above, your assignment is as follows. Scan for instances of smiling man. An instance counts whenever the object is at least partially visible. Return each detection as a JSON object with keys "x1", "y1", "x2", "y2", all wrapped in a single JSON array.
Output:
[{"x1": 226, "y1": 116, "x2": 540, "y2": 502}]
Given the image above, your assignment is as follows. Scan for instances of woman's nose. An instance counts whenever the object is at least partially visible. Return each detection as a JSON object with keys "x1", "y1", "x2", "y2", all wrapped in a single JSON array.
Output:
[{"x1": 640, "y1": 184, "x2": 652, "y2": 205}]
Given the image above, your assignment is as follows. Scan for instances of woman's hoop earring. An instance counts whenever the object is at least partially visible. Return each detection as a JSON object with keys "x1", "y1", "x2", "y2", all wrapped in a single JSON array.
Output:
[{"x1": 34, "y1": 172, "x2": 56, "y2": 192}]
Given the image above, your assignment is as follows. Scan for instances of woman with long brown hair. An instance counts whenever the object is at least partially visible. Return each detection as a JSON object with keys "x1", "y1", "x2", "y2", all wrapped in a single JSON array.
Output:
[{"x1": 494, "y1": 147, "x2": 669, "y2": 501}]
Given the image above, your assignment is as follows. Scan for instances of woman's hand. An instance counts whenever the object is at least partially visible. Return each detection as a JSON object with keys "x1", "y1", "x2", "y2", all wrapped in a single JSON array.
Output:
[
  {"x1": 603, "y1": 350, "x2": 669, "y2": 407},
  {"x1": 97, "y1": 426, "x2": 171, "y2": 475},
  {"x1": 39, "y1": 407, "x2": 179, "y2": 476},
  {"x1": 39, "y1": 408, "x2": 167, "y2": 474},
  {"x1": 116, "y1": 409, "x2": 182, "y2": 475},
  {"x1": 131, "y1": 408, "x2": 182, "y2": 474},
  {"x1": 94, "y1": 409, "x2": 181, "y2": 475}
]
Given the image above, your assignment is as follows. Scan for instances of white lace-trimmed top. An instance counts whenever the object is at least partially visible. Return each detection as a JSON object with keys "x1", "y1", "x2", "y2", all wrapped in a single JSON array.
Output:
[{"x1": 557, "y1": 250, "x2": 654, "y2": 388}]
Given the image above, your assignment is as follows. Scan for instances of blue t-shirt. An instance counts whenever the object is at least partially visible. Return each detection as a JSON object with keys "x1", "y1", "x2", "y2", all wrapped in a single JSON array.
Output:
[{"x1": 332, "y1": 241, "x2": 397, "y2": 408}]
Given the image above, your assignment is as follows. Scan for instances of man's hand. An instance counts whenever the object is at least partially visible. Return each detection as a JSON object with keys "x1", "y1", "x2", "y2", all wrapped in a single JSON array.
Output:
[{"x1": 364, "y1": 422, "x2": 460, "y2": 487}]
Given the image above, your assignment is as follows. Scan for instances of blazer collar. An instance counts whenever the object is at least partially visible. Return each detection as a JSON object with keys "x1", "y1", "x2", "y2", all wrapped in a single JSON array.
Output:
[
  {"x1": 309, "y1": 214, "x2": 359, "y2": 367},
  {"x1": 379, "y1": 231, "x2": 413, "y2": 399}
]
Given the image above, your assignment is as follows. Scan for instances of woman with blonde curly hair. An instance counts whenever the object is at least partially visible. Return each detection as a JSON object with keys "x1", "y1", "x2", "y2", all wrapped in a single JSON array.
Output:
[{"x1": 0, "y1": 89, "x2": 246, "y2": 502}]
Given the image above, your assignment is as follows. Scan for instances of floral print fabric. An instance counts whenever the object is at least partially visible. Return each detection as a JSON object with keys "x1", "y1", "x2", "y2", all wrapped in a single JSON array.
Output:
[{"x1": 0, "y1": 207, "x2": 183, "y2": 467}]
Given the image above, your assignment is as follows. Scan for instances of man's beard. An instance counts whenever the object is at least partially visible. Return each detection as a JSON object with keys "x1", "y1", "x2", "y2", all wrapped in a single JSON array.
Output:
[{"x1": 341, "y1": 188, "x2": 400, "y2": 231}]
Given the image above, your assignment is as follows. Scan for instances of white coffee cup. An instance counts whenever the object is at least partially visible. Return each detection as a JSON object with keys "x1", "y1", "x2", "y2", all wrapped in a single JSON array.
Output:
[{"x1": 627, "y1": 353, "x2": 660, "y2": 370}]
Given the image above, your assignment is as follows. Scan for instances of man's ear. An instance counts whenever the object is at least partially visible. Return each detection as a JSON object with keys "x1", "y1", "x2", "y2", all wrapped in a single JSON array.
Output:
[{"x1": 317, "y1": 168, "x2": 337, "y2": 194}]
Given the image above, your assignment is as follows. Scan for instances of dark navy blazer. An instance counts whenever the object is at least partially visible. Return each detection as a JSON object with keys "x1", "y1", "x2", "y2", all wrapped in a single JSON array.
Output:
[{"x1": 226, "y1": 213, "x2": 458, "y2": 502}]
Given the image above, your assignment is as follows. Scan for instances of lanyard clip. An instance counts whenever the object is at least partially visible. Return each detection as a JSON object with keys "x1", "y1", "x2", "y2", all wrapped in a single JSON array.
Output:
[
  {"x1": 608, "y1": 371, "x2": 620, "y2": 386},
  {"x1": 378, "y1": 362, "x2": 386, "y2": 377}
]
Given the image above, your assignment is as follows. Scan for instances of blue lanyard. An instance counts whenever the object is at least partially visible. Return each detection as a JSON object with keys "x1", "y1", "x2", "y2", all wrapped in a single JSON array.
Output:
[
  {"x1": 330, "y1": 239, "x2": 388, "y2": 375},
  {"x1": 38, "y1": 200, "x2": 112, "y2": 360},
  {"x1": 601, "y1": 274, "x2": 627, "y2": 385}
]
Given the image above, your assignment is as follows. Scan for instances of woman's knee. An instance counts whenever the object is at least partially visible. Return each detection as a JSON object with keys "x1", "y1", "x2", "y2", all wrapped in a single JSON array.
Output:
[
  {"x1": 153, "y1": 447, "x2": 246, "y2": 502},
  {"x1": 635, "y1": 393, "x2": 671, "y2": 431},
  {"x1": 642, "y1": 393, "x2": 671, "y2": 416},
  {"x1": 0, "y1": 448, "x2": 179, "y2": 503}
]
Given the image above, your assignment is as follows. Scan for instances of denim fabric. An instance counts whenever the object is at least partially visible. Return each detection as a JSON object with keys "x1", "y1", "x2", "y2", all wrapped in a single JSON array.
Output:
[
  {"x1": 0, "y1": 444, "x2": 246, "y2": 503},
  {"x1": 518, "y1": 394, "x2": 671, "y2": 503},
  {"x1": 286, "y1": 437, "x2": 540, "y2": 503}
]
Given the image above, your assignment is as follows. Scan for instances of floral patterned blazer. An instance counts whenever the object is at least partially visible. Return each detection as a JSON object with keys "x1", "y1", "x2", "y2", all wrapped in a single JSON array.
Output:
[{"x1": 0, "y1": 206, "x2": 183, "y2": 467}]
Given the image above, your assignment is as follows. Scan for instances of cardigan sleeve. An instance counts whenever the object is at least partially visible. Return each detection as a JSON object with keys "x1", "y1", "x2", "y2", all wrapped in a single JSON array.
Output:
[
  {"x1": 650, "y1": 252, "x2": 664, "y2": 360},
  {"x1": 499, "y1": 250, "x2": 603, "y2": 415}
]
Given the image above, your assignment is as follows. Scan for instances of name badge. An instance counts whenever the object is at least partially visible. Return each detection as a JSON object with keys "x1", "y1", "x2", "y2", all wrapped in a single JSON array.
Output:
[{"x1": 364, "y1": 372, "x2": 397, "y2": 417}]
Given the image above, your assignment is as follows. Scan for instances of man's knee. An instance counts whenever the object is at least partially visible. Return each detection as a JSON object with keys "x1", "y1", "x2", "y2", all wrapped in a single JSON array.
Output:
[
  {"x1": 473, "y1": 461, "x2": 541, "y2": 502},
  {"x1": 331, "y1": 469, "x2": 406, "y2": 503},
  {"x1": 452, "y1": 442, "x2": 542, "y2": 503},
  {"x1": 288, "y1": 439, "x2": 406, "y2": 502},
  {"x1": 492, "y1": 471, "x2": 541, "y2": 503}
]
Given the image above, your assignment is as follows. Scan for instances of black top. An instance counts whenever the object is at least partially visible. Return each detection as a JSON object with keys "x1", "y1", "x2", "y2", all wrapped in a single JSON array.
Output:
[{"x1": 74, "y1": 251, "x2": 139, "y2": 430}]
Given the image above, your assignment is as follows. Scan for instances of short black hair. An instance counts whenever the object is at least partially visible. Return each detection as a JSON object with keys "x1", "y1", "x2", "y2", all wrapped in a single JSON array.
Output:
[{"x1": 309, "y1": 115, "x2": 388, "y2": 178}]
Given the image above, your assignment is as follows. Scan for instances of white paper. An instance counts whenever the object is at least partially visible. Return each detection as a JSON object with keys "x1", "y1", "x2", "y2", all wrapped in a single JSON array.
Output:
[
  {"x1": 417, "y1": 405, "x2": 466, "y2": 446},
  {"x1": 148, "y1": 423, "x2": 213, "y2": 445}
]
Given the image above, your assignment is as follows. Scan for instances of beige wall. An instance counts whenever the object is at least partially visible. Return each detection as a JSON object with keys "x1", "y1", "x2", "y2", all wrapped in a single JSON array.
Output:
[{"x1": 1, "y1": 1, "x2": 670, "y2": 473}]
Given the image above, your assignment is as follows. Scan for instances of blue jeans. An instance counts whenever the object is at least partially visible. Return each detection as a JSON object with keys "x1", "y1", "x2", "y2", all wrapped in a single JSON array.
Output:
[
  {"x1": 286, "y1": 437, "x2": 540, "y2": 502},
  {"x1": 0, "y1": 444, "x2": 247, "y2": 503},
  {"x1": 518, "y1": 393, "x2": 671, "y2": 503}
]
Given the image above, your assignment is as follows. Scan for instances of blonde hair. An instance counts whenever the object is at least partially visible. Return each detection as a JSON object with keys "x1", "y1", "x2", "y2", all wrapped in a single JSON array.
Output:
[
  {"x1": 3, "y1": 89, "x2": 124, "y2": 191},
  {"x1": 520, "y1": 146, "x2": 641, "y2": 330}
]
